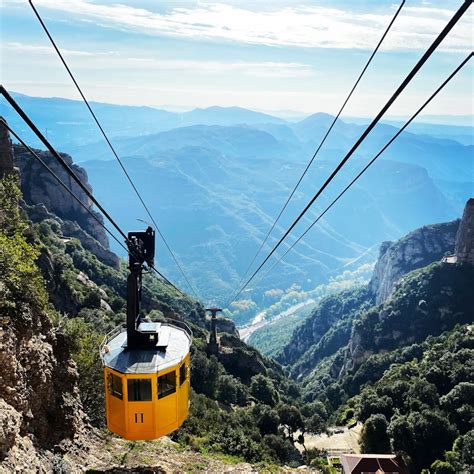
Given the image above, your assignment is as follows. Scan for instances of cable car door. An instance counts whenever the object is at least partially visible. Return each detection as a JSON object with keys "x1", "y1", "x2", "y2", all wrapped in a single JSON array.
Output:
[
  {"x1": 157, "y1": 369, "x2": 178, "y2": 434},
  {"x1": 106, "y1": 370, "x2": 126, "y2": 434},
  {"x1": 126, "y1": 377, "x2": 155, "y2": 439}
]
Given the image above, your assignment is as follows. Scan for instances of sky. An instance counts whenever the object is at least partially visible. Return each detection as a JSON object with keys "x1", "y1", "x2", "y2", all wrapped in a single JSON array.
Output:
[{"x1": 1, "y1": 0, "x2": 473, "y2": 119}]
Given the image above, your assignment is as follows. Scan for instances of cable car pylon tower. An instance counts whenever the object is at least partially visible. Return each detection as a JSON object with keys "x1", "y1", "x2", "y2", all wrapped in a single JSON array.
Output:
[{"x1": 206, "y1": 307, "x2": 222, "y2": 355}]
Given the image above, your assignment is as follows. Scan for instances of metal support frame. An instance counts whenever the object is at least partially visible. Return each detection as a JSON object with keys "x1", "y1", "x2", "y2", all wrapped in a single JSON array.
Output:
[
  {"x1": 126, "y1": 226, "x2": 157, "y2": 350},
  {"x1": 206, "y1": 307, "x2": 222, "y2": 355}
]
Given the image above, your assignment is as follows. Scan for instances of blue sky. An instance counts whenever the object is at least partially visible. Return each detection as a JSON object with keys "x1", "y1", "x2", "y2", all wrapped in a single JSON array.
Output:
[{"x1": 1, "y1": 0, "x2": 472, "y2": 119}]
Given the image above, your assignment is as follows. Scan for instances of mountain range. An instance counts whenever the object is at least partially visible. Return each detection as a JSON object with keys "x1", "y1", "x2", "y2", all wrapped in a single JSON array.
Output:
[{"x1": 1, "y1": 92, "x2": 472, "y2": 322}]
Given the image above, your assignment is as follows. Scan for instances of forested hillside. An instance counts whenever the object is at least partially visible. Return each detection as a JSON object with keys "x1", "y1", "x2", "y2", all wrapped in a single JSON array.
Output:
[{"x1": 278, "y1": 199, "x2": 474, "y2": 472}]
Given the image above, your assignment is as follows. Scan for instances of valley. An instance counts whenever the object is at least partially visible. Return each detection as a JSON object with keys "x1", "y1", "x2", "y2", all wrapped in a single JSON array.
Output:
[{"x1": 239, "y1": 299, "x2": 316, "y2": 342}]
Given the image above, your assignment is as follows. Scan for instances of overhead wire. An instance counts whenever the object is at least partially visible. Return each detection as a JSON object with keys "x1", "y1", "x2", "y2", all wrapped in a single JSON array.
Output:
[
  {"x1": 0, "y1": 93, "x2": 190, "y2": 299},
  {"x1": 0, "y1": 85, "x2": 128, "y2": 242},
  {"x1": 2, "y1": 118, "x2": 130, "y2": 255},
  {"x1": 225, "y1": 0, "x2": 472, "y2": 307},
  {"x1": 226, "y1": 0, "x2": 406, "y2": 306},
  {"x1": 249, "y1": 52, "x2": 473, "y2": 292},
  {"x1": 28, "y1": 0, "x2": 201, "y2": 301}
]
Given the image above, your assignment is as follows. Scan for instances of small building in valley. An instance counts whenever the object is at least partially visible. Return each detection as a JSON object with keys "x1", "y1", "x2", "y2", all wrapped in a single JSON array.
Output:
[{"x1": 340, "y1": 454, "x2": 408, "y2": 474}]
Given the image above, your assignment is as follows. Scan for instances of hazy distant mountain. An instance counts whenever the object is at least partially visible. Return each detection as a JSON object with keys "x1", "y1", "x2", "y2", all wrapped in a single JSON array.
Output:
[
  {"x1": 181, "y1": 106, "x2": 285, "y2": 126},
  {"x1": 68, "y1": 125, "x2": 296, "y2": 162},
  {"x1": 81, "y1": 145, "x2": 464, "y2": 313},
  {"x1": 0, "y1": 92, "x2": 286, "y2": 150}
]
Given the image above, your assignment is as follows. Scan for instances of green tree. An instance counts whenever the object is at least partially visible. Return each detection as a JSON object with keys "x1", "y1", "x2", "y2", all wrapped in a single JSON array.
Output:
[
  {"x1": 307, "y1": 413, "x2": 326, "y2": 434},
  {"x1": 191, "y1": 351, "x2": 220, "y2": 397},
  {"x1": 430, "y1": 460, "x2": 456, "y2": 474},
  {"x1": 453, "y1": 430, "x2": 474, "y2": 467},
  {"x1": 253, "y1": 405, "x2": 280, "y2": 435},
  {"x1": 278, "y1": 404, "x2": 304, "y2": 440},
  {"x1": 358, "y1": 389, "x2": 393, "y2": 422},
  {"x1": 63, "y1": 317, "x2": 104, "y2": 426},
  {"x1": 390, "y1": 410, "x2": 457, "y2": 472},
  {"x1": 263, "y1": 434, "x2": 294, "y2": 462},
  {"x1": 250, "y1": 374, "x2": 279, "y2": 407},
  {"x1": 360, "y1": 414, "x2": 390, "y2": 453},
  {"x1": 440, "y1": 382, "x2": 474, "y2": 432}
]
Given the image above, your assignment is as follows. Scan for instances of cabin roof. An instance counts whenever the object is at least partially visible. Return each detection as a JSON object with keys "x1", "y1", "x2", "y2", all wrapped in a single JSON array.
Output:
[
  {"x1": 340, "y1": 454, "x2": 408, "y2": 474},
  {"x1": 101, "y1": 324, "x2": 191, "y2": 374}
]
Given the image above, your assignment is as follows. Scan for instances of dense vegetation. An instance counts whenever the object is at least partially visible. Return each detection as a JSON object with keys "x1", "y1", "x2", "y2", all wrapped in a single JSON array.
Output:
[
  {"x1": 355, "y1": 325, "x2": 473, "y2": 472},
  {"x1": 277, "y1": 243, "x2": 473, "y2": 472},
  {"x1": 0, "y1": 175, "x2": 51, "y2": 329},
  {"x1": 1, "y1": 175, "x2": 330, "y2": 468}
]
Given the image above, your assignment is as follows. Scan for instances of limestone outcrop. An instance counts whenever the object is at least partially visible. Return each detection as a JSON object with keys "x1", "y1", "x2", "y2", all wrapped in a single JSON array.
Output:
[
  {"x1": 0, "y1": 120, "x2": 119, "y2": 269},
  {"x1": 369, "y1": 220, "x2": 459, "y2": 305},
  {"x1": 455, "y1": 198, "x2": 474, "y2": 265}
]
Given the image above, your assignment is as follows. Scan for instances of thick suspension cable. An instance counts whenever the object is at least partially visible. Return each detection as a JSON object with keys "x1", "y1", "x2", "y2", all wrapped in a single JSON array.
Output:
[
  {"x1": 247, "y1": 52, "x2": 473, "y2": 294},
  {"x1": 2, "y1": 119, "x2": 130, "y2": 255},
  {"x1": 227, "y1": 0, "x2": 405, "y2": 306},
  {"x1": 29, "y1": 0, "x2": 201, "y2": 301},
  {"x1": 0, "y1": 85, "x2": 128, "y2": 242},
  {"x1": 226, "y1": 1, "x2": 471, "y2": 306}
]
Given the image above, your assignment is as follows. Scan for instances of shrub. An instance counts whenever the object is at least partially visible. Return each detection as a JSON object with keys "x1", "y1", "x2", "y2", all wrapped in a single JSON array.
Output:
[{"x1": 250, "y1": 374, "x2": 279, "y2": 407}]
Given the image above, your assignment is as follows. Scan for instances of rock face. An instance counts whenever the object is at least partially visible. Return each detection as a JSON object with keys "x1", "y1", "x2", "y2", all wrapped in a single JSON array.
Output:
[
  {"x1": 12, "y1": 143, "x2": 109, "y2": 246},
  {"x1": 0, "y1": 325, "x2": 84, "y2": 470},
  {"x1": 218, "y1": 334, "x2": 268, "y2": 383},
  {"x1": 0, "y1": 181, "x2": 85, "y2": 471},
  {"x1": 0, "y1": 122, "x2": 119, "y2": 269},
  {"x1": 369, "y1": 220, "x2": 459, "y2": 305},
  {"x1": 0, "y1": 118, "x2": 17, "y2": 177},
  {"x1": 455, "y1": 198, "x2": 474, "y2": 265}
]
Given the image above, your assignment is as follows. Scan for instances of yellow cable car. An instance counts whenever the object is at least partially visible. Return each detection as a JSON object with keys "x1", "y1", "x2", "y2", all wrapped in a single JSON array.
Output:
[{"x1": 100, "y1": 227, "x2": 192, "y2": 440}]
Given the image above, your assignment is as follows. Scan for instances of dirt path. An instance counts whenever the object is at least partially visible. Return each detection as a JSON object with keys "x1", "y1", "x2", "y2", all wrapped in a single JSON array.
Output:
[{"x1": 296, "y1": 424, "x2": 362, "y2": 454}]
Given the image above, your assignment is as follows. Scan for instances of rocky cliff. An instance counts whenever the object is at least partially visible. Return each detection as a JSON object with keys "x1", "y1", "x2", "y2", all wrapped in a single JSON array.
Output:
[
  {"x1": 455, "y1": 198, "x2": 474, "y2": 264},
  {"x1": 0, "y1": 119, "x2": 118, "y2": 269},
  {"x1": 0, "y1": 174, "x2": 86, "y2": 471},
  {"x1": 281, "y1": 199, "x2": 473, "y2": 402},
  {"x1": 344, "y1": 198, "x2": 474, "y2": 372},
  {"x1": 0, "y1": 121, "x2": 17, "y2": 177},
  {"x1": 369, "y1": 219, "x2": 459, "y2": 305}
]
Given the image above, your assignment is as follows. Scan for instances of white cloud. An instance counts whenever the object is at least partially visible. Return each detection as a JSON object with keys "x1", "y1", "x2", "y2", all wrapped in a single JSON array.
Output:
[
  {"x1": 4, "y1": 41, "x2": 314, "y2": 78},
  {"x1": 21, "y1": 0, "x2": 473, "y2": 52},
  {"x1": 4, "y1": 41, "x2": 117, "y2": 57},
  {"x1": 126, "y1": 57, "x2": 315, "y2": 78}
]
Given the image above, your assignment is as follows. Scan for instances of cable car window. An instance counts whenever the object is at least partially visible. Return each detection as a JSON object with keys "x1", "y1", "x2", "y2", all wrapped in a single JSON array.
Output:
[
  {"x1": 108, "y1": 373, "x2": 123, "y2": 400},
  {"x1": 179, "y1": 363, "x2": 187, "y2": 386},
  {"x1": 158, "y1": 371, "x2": 176, "y2": 399},
  {"x1": 127, "y1": 378, "x2": 152, "y2": 401}
]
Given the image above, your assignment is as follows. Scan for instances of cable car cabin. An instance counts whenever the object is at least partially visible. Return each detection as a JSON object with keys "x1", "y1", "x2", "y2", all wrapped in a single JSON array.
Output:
[
  {"x1": 100, "y1": 321, "x2": 192, "y2": 440},
  {"x1": 99, "y1": 227, "x2": 193, "y2": 440}
]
